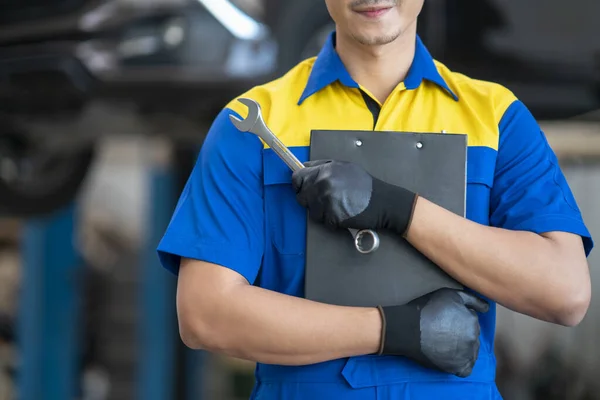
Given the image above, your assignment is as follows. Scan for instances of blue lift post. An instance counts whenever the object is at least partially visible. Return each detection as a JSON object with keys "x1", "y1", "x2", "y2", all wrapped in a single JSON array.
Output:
[
  {"x1": 185, "y1": 346, "x2": 207, "y2": 399},
  {"x1": 138, "y1": 139, "x2": 178, "y2": 400},
  {"x1": 138, "y1": 139, "x2": 206, "y2": 400},
  {"x1": 17, "y1": 204, "x2": 83, "y2": 400},
  {"x1": 139, "y1": 139, "x2": 205, "y2": 400}
]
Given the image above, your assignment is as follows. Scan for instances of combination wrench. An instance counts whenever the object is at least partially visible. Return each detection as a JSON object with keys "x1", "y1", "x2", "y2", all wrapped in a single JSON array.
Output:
[{"x1": 229, "y1": 97, "x2": 380, "y2": 254}]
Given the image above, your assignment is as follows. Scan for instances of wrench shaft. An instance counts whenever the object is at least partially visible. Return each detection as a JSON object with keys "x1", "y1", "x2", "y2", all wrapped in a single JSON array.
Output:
[
  {"x1": 253, "y1": 122, "x2": 305, "y2": 172},
  {"x1": 232, "y1": 97, "x2": 379, "y2": 254}
]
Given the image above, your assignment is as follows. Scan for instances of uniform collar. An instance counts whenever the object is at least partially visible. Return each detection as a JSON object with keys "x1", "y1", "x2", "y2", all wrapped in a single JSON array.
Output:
[{"x1": 298, "y1": 31, "x2": 458, "y2": 105}]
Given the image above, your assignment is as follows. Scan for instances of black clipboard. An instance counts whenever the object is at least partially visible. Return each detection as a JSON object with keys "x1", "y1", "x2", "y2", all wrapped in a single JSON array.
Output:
[{"x1": 304, "y1": 130, "x2": 466, "y2": 307}]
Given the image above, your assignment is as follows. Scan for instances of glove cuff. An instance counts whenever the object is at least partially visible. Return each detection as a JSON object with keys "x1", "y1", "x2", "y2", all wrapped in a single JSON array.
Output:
[
  {"x1": 376, "y1": 306, "x2": 386, "y2": 355},
  {"x1": 370, "y1": 178, "x2": 418, "y2": 237},
  {"x1": 378, "y1": 304, "x2": 421, "y2": 356}
]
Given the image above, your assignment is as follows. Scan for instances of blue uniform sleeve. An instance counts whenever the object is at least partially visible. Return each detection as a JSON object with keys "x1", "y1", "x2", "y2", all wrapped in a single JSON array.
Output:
[
  {"x1": 156, "y1": 107, "x2": 265, "y2": 283},
  {"x1": 490, "y1": 100, "x2": 593, "y2": 256}
]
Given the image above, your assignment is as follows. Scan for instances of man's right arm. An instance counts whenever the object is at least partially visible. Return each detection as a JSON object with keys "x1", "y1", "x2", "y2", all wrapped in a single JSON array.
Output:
[
  {"x1": 157, "y1": 99, "x2": 483, "y2": 375},
  {"x1": 155, "y1": 99, "x2": 381, "y2": 365},
  {"x1": 177, "y1": 257, "x2": 381, "y2": 365}
]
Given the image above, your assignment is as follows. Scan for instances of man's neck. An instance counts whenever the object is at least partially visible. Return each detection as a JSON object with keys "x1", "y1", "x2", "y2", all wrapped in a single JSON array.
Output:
[{"x1": 335, "y1": 25, "x2": 417, "y2": 105}]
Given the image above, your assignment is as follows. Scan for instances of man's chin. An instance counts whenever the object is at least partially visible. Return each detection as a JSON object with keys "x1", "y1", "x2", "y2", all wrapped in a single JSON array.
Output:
[{"x1": 351, "y1": 30, "x2": 401, "y2": 46}]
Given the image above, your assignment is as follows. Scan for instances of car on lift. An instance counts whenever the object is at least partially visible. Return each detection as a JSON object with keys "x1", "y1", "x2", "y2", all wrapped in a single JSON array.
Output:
[
  {"x1": 1, "y1": 0, "x2": 598, "y2": 217},
  {"x1": 0, "y1": 0, "x2": 276, "y2": 217}
]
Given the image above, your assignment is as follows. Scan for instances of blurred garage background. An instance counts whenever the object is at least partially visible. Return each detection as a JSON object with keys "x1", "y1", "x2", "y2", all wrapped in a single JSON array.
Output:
[{"x1": 0, "y1": 0, "x2": 599, "y2": 399}]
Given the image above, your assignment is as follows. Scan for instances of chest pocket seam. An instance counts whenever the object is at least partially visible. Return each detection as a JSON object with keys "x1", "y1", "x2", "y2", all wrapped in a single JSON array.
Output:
[
  {"x1": 467, "y1": 173, "x2": 493, "y2": 188},
  {"x1": 466, "y1": 145, "x2": 497, "y2": 189},
  {"x1": 465, "y1": 154, "x2": 496, "y2": 355},
  {"x1": 263, "y1": 152, "x2": 306, "y2": 256}
]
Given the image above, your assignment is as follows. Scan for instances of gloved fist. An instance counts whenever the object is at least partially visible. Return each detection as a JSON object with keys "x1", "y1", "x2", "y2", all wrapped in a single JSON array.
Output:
[
  {"x1": 291, "y1": 160, "x2": 372, "y2": 227},
  {"x1": 291, "y1": 160, "x2": 417, "y2": 235},
  {"x1": 377, "y1": 288, "x2": 489, "y2": 378}
]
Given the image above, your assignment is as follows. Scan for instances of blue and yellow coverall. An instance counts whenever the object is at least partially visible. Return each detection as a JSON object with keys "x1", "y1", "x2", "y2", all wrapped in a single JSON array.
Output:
[{"x1": 157, "y1": 32, "x2": 594, "y2": 399}]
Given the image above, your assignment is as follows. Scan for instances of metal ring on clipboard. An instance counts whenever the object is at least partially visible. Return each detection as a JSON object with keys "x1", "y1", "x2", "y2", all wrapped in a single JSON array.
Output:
[{"x1": 348, "y1": 228, "x2": 380, "y2": 254}]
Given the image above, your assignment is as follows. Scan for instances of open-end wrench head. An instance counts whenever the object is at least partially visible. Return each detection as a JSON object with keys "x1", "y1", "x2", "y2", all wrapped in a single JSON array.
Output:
[{"x1": 228, "y1": 97, "x2": 261, "y2": 132}]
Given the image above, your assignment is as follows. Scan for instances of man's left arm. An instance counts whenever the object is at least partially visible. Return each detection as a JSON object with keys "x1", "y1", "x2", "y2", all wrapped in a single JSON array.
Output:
[{"x1": 405, "y1": 100, "x2": 593, "y2": 327}]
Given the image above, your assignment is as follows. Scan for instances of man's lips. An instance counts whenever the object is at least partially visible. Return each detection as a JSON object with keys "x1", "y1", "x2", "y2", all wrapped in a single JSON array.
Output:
[{"x1": 354, "y1": 6, "x2": 392, "y2": 18}]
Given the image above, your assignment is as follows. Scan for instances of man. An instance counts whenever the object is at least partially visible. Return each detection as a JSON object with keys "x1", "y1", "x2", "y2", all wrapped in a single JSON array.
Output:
[{"x1": 157, "y1": 0, "x2": 594, "y2": 398}]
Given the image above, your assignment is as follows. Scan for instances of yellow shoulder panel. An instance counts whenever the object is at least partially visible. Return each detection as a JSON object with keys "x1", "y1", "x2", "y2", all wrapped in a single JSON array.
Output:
[
  {"x1": 225, "y1": 58, "x2": 521, "y2": 152},
  {"x1": 435, "y1": 61, "x2": 519, "y2": 150},
  {"x1": 224, "y1": 58, "x2": 318, "y2": 148}
]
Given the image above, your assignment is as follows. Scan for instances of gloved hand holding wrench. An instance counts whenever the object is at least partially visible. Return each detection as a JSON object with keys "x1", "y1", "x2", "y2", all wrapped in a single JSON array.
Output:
[
  {"x1": 229, "y1": 97, "x2": 418, "y2": 254},
  {"x1": 229, "y1": 98, "x2": 379, "y2": 254}
]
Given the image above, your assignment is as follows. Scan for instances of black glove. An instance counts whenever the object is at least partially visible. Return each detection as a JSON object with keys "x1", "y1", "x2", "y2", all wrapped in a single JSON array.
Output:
[
  {"x1": 377, "y1": 288, "x2": 489, "y2": 377},
  {"x1": 291, "y1": 160, "x2": 418, "y2": 236}
]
